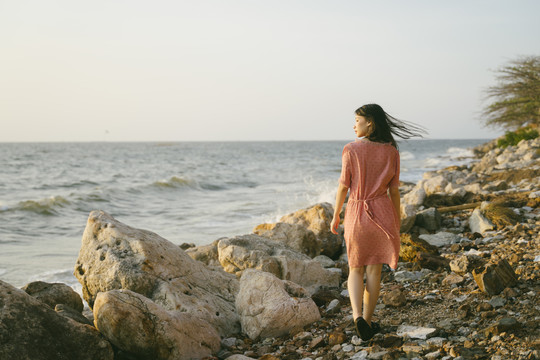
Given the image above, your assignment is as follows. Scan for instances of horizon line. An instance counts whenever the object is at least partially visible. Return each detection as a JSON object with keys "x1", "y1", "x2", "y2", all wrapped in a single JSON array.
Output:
[{"x1": 0, "y1": 138, "x2": 494, "y2": 144}]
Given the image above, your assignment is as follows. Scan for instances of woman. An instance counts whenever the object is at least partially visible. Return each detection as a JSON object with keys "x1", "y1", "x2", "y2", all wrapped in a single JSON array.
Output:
[{"x1": 330, "y1": 104, "x2": 424, "y2": 341}]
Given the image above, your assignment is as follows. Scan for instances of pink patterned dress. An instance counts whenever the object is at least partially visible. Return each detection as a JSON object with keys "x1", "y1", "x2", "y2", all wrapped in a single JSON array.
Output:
[{"x1": 339, "y1": 139, "x2": 401, "y2": 269}]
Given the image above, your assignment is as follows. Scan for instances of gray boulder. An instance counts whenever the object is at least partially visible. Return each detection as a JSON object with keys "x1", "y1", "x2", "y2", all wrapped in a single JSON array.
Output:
[
  {"x1": 279, "y1": 202, "x2": 343, "y2": 259},
  {"x1": 469, "y1": 208, "x2": 495, "y2": 234},
  {"x1": 74, "y1": 210, "x2": 240, "y2": 337},
  {"x1": 253, "y1": 222, "x2": 320, "y2": 258},
  {"x1": 0, "y1": 280, "x2": 113, "y2": 360},
  {"x1": 402, "y1": 184, "x2": 426, "y2": 207},
  {"x1": 217, "y1": 234, "x2": 341, "y2": 295},
  {"x1": 415, "y1": 207, "x2": 442, "y2": 232},
  {"x1": 235, "y1": 269, "x2": 320, "y2": 340},
  {"x1": 419, "y1": 232, "x2": 460, "y2": 247},
  {"x1": 185, "y1": 239, "x2": 221, "y2": 267},
  {"x1": 22, "y1": 281, "x2": 83, "y2": 313},
  {"x1": 312, "y1": 255, "x2": 336, "y2": 268},
  {"x1": 400, "y1": 204, "x2": 417, "y2": 233},
  {"x1": 422, "y1": 175, "x2": 448, "y2": 195},
  {"x1": 94, "y1": 289, "x2": 220, "y2": 360}
]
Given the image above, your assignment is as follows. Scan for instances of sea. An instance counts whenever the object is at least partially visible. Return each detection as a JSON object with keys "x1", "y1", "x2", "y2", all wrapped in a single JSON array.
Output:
[{"x1": 0, "y1": 139, "x2": 487, "y2": 292}]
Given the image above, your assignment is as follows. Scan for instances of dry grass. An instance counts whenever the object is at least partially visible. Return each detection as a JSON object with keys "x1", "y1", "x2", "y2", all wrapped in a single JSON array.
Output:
[
  {"x1": 483, "y1": 201, "x2": 522, "y2": 228},
  {"x1": 486, "y1": 168, "x2": 540, "y2": 184}
]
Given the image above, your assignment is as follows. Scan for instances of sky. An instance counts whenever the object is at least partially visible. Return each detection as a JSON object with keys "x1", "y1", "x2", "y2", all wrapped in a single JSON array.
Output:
[{"x1": 1, "y1": 0, "x2": 539, "y2": 142}]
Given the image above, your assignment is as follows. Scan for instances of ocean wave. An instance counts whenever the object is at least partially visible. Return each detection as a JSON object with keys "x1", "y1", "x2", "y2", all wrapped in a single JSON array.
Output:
[
  {"x1": 400, "y1": 151, "x2": 416, "y2": 160},
  {"x1": 152, "y1": 176, "x2": 229, "y2": 191},
  {"x1": 421, "y1": 146, "x2": 476, "y2": 169},
  {"x1": 309, "y1": 184, "x2": 336, "y2": 205},
  {"x1": 76, "y1": 192, "x2": 109, "y2": 203},
  {"x1": 224, "y1": 180, "x2": 258, "y2": 189},
  {"x1": 152, "y1": 176, "x2": 197, "y2": 189},
  {"x1": 423, "y1": 158, "x2": 445, "y2": 167},
  {"x1": 199, "y1": 183, "x2": 227, "y2": 191},
  {"x1": 3, "y1": 196, "x2": 71, "y2": 216},
  {"x1": 447, "y1": 147, "x2": 475, "y2": 158},
  {"x1": 0, "y1": 268, "x2": 6, "y2": 276},
  {"x1": 39, "y1": 179, "x2": 99, "y2": 190}
]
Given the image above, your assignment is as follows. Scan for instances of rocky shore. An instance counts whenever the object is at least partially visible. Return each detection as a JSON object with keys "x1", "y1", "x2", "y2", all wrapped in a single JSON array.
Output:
[{"x1": 1, "y1": 137, "x2": 539, "y2": 360}]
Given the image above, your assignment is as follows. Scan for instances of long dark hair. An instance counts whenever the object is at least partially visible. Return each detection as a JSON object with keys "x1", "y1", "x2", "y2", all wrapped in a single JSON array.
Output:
[{"x1": 355, "y1": 104, "x2": 426, "y2": 149}]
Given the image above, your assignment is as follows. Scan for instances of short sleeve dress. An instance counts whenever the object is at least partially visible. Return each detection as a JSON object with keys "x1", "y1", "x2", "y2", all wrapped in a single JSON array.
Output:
[{"x1": 339, "y1": 139, "x2": 401, "y2": 269}]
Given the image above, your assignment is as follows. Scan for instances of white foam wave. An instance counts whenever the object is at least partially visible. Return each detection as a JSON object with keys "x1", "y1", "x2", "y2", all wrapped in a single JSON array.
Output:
[
  {"x1": 153, "y1": 176, "x2": 195, "y2": 189},
  {"x1": 423, "y1": 158, "x2": 445, "y2": 167},
  {"x1": 447, "y1": 147, "x2": 474, "y2": 158},
  {"x1": 0, "y1": 268, "x2": 7, "y2": 276},
  {"x1": 14, "y1": 195, "x2": 70, "y2": 215},
  {"x1": 310, "y1": 185, "x2": 336, "y2": 205},
  {"x1": 303, "y1": 178, "x2": 336, "y2": 205},
  {"x1": 400, "y1": 151, "x2": 415, "y2": 160}
]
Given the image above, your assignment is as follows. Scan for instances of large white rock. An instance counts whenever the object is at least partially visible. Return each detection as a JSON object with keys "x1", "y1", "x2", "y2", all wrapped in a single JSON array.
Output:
[
  {"x1": 225, "y1": 356, "x2": 257, "y2": 360},
  {"x1": 400, "y1": 204, "x2": 417, "y2": 233},
  {"x1": 451, "y1": 187, "x2": 468, "y2": 197},
  {"x1": 279, "y1": 202, "x2": 343, "y2": 259},
  {"x1": 94, "y1": 289, "x2": 220, "y2": 360},
  {"x1": 403, "y1": 184, "x2": 426, "y2": 207},
  {"x1": 496, "y1": 151, "x2": 518, "y2": 165},
  {"x1": 74, "y1": 210, "x2": 240, "y2": 337},
  {"x1": 185, "y1": 240, "x2": 221, "y2": 267},
  {"x1": 253, "y1": 222, "x2": 320, "y2": 258},
  {"x1": 396, "y1": 325, "x2": 437, "y2": 339},
  {"x1": 441, "y1": 170, "x2": 467, "y2": 184},
  {"x1": 464, "y1": 183, "x2": 484, "y2": 194},
  {"x1": 471, "y1": 149, "x2": 499, "y2": 174},
  {"x1": 422, "y1": 175, "x2": 448, "y2": 195},
  {"x1": 312, "y1": 254, "x2": 336, "y2": 268},
  {"x1": 469, "y1": 208, "x2": 495, "y2": 234},
  {"x1": 444, "y1": 183, "x2": 467, "y2": 197},
  {"x1": 393, "y1": 270, "x2": 425, "y2": 283},
  {"x1": 217, "y1": 234, "x2": 341, "y2": 295},
  {"x1": 419, "y1": 232, "x2": 460, "y2": 247},
  {"x1": 235, "y1": 269, "x2": 321, "y2": 340}
]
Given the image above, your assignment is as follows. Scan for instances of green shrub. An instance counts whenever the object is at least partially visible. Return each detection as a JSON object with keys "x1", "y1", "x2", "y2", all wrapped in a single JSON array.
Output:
[{"x1": 497, "y1": 127, "x2": 539, "y2": 148}]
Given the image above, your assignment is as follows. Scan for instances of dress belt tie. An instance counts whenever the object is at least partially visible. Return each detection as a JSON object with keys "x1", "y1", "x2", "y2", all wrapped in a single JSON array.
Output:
[{"x1": 348, "y1": 194, "x2": 394, "y2": 240}]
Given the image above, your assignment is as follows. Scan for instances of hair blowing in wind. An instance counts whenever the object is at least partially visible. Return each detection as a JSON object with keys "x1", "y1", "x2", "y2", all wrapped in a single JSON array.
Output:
[{"x1": 355, "y1": 104, "x2": 427, "y2": 149}]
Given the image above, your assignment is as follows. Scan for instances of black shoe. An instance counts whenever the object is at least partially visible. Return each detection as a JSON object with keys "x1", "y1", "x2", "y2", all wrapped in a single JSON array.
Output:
[
  {"x1": 370, "y1": 321, "x2": 381, "y2": 334},
  {"x1": 354, "y1": 317, "x2": 375, "y2": 341}
]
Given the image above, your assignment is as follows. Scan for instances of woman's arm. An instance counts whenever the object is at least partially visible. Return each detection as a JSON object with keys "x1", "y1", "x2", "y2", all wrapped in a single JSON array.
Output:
[
  {"x1": 388, "y1": 186, "x2": 401, "y2": 228},
  {"x1": 330, "y1": 183, "x2": 349, "y2": 234}
]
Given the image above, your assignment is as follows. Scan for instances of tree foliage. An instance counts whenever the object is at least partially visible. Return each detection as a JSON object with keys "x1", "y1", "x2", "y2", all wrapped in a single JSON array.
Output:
[{"x1": 482, "y1": 55, "x2": 540, "y2": 130}]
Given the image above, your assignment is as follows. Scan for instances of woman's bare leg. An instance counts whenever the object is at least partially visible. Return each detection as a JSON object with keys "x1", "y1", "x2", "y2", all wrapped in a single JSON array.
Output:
[
  {"x1": 363, "y1": 264, "x2": 382, "y2": 325},
  {"x1": 348, "y1": 267, "x2": 365, "y2": 320}
]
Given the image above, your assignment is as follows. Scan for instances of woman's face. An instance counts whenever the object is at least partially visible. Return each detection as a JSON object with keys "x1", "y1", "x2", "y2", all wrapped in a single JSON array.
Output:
[{"x1": 354, "y1": 115, "x2": 370, "y2": 137}]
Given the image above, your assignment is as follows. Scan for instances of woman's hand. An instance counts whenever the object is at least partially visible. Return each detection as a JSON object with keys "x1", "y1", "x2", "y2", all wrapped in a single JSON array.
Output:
[
  {"x1": 331, "y1": 183, "x2": 348, "y2": 235},
  {"x1": 330, "y1": 214, "x2": 340, "y2": 235}
]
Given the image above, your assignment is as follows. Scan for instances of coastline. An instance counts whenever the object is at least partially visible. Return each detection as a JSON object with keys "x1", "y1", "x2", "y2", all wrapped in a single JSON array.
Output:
[
  {"x1": 1, "y1": 136, "x2": 539, "y2": 359},
  {"x1": 0, "y1": 139, "x2": 486, "y2": 289}
]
